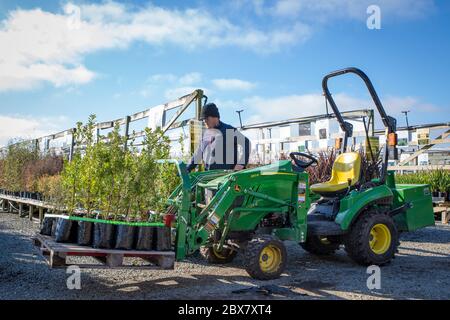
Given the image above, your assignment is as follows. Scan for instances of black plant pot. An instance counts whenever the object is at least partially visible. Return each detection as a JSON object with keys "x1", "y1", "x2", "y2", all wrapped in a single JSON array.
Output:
[
  {"x1": 40, "y1": 217, "x2": 56, "y2": 236},
  {"x1": 93, "y1": 222, "x2": 116, "y2": 249},
  {"x1": 55, "y1": 218, "x2": 77, "y2": 243},
  {"x1": 77, "y1": 221, "x2": 94, "y2": 246},
  {"x1": 115, "y1": 225, "x2": 137, "y2": 250},
  {"x1": 155, "y1": 226, "x2": 172, "y2": 251},
  {"x1": 51, "y1": 219, "x2": 57, "y2": 237},
  {"x1": 135, "y1": 226, "x2": 154, "y2": 251}
]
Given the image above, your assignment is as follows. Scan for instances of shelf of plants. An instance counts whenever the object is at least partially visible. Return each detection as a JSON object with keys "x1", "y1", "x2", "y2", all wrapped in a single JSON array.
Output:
[{"x1": 0, "y1": 114, "x2": 181, "y2": 253}]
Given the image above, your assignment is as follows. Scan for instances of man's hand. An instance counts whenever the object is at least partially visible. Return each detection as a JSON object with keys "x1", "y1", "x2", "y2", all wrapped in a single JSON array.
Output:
[{"x1": 233, "y1": 165, "x2": 245, "y2": 171}]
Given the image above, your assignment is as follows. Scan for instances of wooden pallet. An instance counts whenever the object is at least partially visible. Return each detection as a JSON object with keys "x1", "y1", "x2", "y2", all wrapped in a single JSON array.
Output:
[
  {"x1": 434, "y1": 206, "x2": 449, "y2": 224},
  {"x1": 32, "y1": 234, "x2": 175, "y2": 269}
]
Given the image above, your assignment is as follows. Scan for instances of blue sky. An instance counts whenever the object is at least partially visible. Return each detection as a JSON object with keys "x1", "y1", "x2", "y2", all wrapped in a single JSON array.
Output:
[{"x1": 0, "y1": 0, "x2": 449, "y2": 145}]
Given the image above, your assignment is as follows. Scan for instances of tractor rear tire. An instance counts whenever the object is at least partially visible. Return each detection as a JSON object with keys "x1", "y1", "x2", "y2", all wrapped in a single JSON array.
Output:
[
  {"x1": 200, "y1": 246, "x2": 237, "y2": 264},
  {"x1": 300, "y1": 235, "x2": 341, "y2": 255},
  {"x1": 344, "y1": 209, "x2": 399, "y2": 266},
  {"x1": 243, "y1": 235, "x2": 287, "y2": 280}
]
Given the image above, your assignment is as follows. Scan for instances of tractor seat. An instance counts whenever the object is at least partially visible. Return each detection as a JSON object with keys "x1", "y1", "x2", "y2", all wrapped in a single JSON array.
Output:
[{"x1": 310, "y1": 152, "x2": 361, "y2": 197}]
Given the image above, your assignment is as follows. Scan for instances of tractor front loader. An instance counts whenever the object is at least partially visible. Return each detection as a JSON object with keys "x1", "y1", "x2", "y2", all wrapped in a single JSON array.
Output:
[
  {"x1": 161, "y1": 68, "x2": 435, "y2": 280},
  {"x1": 165, "y1": 159, "x2": 312, "y2": 280}
]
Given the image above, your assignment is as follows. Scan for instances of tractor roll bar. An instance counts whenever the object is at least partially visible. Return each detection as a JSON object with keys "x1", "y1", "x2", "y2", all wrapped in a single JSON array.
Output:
[
  {"x1": 322, "y1": 67, "x2": 398, "y2": 184},
  {"x1": 322, "y1": 67, "x2": 396, "y2": 135}
]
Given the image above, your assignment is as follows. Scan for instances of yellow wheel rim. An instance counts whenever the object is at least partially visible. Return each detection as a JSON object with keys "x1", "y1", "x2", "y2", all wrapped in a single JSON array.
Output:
[
  {"x1": 259, "y1": 245, "x2": 282, "y2": 273},
  {"x1": 369, "y1": 224, "x2": 391, "y2": 255}
]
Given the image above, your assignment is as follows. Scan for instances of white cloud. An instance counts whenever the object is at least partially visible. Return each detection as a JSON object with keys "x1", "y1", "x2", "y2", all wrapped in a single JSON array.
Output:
[
  {"x1": 77, "y1": 1, "x2": 128, "y2": 23},
  {"x1": 212, "y1": 78, "x2": 256, "y2": 91},
  {"x1": 148, "y1": 74, "x2": 178, "y2": 83},
  {"x1": 140, "y1": 72, "x2": 204, "y2": 99},
  {"x1": 271, "y1": 0, "x2": 435, "y2": 21},
  {"x1": 0, "y1": 115, "x2": 70, "y2": 146},
  {"x1": 243, "y1": 94, "x2": 312, "y2": 123},
  {"x1": 242, "y1": 92, "x2": 442, "y2": 126},
  {"x1": 0, "y1": 1, "x2": 310, "y2": 92},
  {"x1": 383, "y1": 96, "x2": 441, "y2": 114},
  {"x1": 143, "y1": 72, "x2": 256, "y2": 99},
  {"x1": 179, "y1": 73, "x2": 203, "y2": 86},
  {"x1": 163, "y1": 86, "x2": 197, "y2": 100},
  {"x1": 273, "y1": 0, "x2": 303, "y2": 17}
]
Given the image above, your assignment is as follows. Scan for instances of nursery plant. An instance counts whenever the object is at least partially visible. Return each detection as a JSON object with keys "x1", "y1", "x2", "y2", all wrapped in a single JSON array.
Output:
[
  {"x1": 305, "y1": 148, "x2": 336, "y2": 185},
  {"x1": 358, "y1": 148, "x2": 382, "y2": 184},
  {"x1": 395, "y1": 169, "x2": 450, "y2": 196},
  {"x1": 1, "y1": 141, "x2": 38, "y2": 193}
]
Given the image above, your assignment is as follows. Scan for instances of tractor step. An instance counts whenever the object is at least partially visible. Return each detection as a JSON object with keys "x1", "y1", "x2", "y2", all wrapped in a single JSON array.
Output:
[
  {"x1": 31, "y1": 234, "x2": 175, "y2": 269},
  {"x1": 307, "y1": 220, "x2": 345, "y2": 236}
]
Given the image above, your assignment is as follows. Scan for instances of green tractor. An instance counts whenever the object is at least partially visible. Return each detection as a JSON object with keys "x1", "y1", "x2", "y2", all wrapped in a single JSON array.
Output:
[{"x1": 165, "y1": 67, "x2": 435, "y2": 280}]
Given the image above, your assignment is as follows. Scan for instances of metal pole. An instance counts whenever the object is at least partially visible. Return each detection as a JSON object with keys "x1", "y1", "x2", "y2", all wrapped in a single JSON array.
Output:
[
  {"x1": 401, "y1": 110, "x2": 410, "y2": 129},
  {"x1": 236, "y1": 110, "x2": 244, "y2": 129},
  {"x1": 69, "y1": 128, "x2": 76, "y2": 162},
  {"x1": 195, "y1": 89, "x2": 204, "y2": 120},
  {"x1": 402, "y1": 110, "x2": 411, "y2": 143},
  {"x1": 34, "y1": 139, "x2": 39, "y2": 154},
  {"x1": 370, "y1": 109, "x2": 375, "y2": 136},
  {"x1": 124, "y1": 116, "x2": 131, "y2": 150}
]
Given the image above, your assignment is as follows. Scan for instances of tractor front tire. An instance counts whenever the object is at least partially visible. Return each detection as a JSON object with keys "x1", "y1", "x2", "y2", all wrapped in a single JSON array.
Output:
[
  {"x1": 201, "y1": 246, "x2": 237, "y2": 264},
  {"x1": 243, "y1": 235, "x2": 287, "y2": 280},
  {"x1": 300, "y1": 235, "x2": 341, "y2": 255},
  {"x1": 344, "y1": 210, "x2": 399, "y2": 266}
]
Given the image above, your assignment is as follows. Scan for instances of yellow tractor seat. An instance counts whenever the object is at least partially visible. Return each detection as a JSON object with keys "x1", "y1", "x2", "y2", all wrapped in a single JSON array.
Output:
[{"x1": 310, "y1": 152, "x2": 361, "y2": 197}]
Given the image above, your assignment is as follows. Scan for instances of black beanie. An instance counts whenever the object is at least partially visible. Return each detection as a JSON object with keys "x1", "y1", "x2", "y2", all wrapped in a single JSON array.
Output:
[{"x1": 200, "y1": 103, "x2": 220, "y2": 119}]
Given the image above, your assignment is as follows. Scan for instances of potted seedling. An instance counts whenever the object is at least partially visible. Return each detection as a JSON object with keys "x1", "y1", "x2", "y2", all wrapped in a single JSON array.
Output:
[
  {"x1": 132, "y1": 128, "x2": 161, "y2": 250},
  {"x1": 154, "y1": 161, "x2": 179, "y2": 251},
  {"x1": 87, "y1": 122, "x2": 118, "y2": 249},
  {"x1": 103, "y1": 124, "x2": 137, "y2": 250},
  {"x1": 437, "y1": 169, "x2": 449, "y2": 200},
  {"x1": 429, "y1": 170, "x2": 440, "y2": 197},
  {"x1": 59, "y1": 116, "x2": 98, "y2": 244}
]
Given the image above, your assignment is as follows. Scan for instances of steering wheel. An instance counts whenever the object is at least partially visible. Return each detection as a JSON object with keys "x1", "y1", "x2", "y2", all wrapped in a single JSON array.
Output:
[{"x1": 289, "y1": 152, "x2": 318, "y2": 170}]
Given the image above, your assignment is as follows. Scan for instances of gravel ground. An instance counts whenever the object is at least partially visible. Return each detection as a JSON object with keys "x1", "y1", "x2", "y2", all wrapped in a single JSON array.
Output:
[{"x1": 0, "y1": 211, "x2": 449, "y2": 300}]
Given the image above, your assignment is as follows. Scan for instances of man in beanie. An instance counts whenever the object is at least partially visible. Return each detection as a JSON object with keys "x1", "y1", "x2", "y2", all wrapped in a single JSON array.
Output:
[{"x1": 186, "y1": 103, "x2": 251, "y2": 172}]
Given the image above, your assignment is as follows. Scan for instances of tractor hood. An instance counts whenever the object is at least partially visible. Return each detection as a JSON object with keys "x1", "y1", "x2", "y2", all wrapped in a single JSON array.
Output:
[{"x1": 198, "y1": 160, "x2": 293, "y2": 190}]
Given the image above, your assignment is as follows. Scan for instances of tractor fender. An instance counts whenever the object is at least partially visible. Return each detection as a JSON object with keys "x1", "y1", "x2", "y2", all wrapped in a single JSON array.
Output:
[{"x1": 335, "y1": 185, "x2": 394, "y2": 231}]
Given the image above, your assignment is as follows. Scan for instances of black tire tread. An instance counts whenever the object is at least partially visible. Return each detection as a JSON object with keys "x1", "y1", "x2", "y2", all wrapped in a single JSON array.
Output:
[
  {"x1": 243, "y1": 235, "x2": 287, "y2": 280},
  {"x1": 344, "y1": 209, "x2": 400, "y2": 266}
]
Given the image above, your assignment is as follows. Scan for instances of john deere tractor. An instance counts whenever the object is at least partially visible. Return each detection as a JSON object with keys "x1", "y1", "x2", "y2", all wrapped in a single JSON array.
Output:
[{"x1": 164, "y1": 67, "x2": 435, "y2": 280}]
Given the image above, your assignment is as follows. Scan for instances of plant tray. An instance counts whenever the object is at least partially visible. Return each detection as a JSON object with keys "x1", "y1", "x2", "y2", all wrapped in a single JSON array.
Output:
[{"x1": 45, "y1": 214, "x2": 166, "y2": 227}]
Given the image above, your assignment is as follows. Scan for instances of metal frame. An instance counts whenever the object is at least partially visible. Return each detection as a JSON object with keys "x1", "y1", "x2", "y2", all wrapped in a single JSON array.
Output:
[{"x1": 0, "y1": 90, "x2": 205, "y2": 160}]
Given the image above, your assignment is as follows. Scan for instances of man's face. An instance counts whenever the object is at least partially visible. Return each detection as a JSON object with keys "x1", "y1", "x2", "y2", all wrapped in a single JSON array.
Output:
[{"x1": 203, "y1": 116, "x2": 219, "y2": 129}]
